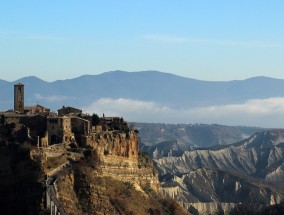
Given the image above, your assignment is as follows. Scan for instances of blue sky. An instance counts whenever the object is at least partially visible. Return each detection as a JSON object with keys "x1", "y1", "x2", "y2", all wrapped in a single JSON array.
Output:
[{"x1": 0, "y1": 0, "x2": 284, "y2": 82}]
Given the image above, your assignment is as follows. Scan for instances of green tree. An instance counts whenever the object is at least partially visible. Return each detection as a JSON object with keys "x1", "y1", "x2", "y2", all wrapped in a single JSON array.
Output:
[{"x1": 92, "y1": 113, "x2": 100, "y2": 126}]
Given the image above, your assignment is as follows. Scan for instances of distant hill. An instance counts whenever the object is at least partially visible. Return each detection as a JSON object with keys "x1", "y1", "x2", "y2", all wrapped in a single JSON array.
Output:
[
  {"x1": 134, "y1": 123, "x2": 265, "y2": 157},
  {"x1": 1, "y1": 71, "x2": 284, "y2": 113}
]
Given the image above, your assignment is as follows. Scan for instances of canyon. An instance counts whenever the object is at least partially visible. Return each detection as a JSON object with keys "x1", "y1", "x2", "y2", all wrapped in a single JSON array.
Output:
[{"x1": 155, "y1": 129, "x2": 284, "y2": 214}]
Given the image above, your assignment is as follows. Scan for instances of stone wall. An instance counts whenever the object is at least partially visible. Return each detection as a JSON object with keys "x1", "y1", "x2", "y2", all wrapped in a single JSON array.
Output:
[
  {"x1": 71, "y1": 116, "x2": 90, "y2": 136},
  {"x1": 47, "y1": 116, "x2": 75, "y2": 145},
  {"x1": 41, "y1": 132, "x2": 49, "y2": 147}
]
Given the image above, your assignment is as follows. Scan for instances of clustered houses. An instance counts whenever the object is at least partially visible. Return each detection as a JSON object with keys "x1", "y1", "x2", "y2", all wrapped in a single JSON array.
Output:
[{"x1": 0, "y1": 83, "x2": 128, "y2": 147}]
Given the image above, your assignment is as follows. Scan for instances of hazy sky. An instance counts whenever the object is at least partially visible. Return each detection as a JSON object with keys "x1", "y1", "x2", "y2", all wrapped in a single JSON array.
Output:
[{"x1": 0, "y1": 1, "x2": 284, "y2": 82}]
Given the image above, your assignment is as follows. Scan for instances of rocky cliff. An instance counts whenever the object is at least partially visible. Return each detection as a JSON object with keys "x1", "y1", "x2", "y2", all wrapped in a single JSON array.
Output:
[
  {"x1": 50, "y1": 129, "x2": 188, "y2": 214},
  {"x1": 85, "y1": 130, "x2": 160, "y2": 192},
  {"x1": 0, "y1": 122, "x2": 188, "y2": 214},
  {"x1": 54, "y1": 162, "x2": 188, "y2": 215},
  {"x1": 0, "y1": 141, "x2": 45, "y2": 214}
]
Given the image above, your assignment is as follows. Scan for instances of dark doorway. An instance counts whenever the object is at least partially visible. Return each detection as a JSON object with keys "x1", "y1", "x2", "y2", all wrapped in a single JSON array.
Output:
[{"x1": 51, "y1": 135, "x2": 56, "y2": 145}]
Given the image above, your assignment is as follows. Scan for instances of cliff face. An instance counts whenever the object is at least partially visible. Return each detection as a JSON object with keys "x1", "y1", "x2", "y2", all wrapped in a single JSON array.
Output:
[
  {"x1": 54, "y1": 164, "x2": 122, "y2": 215},
  {"x1": 55, "y1": 163, "x2": 188, "y2": 215},
  {"x1": 1, "y1": 121, "x2": 188, "y2": 214},
  {"x1": 88, "y1": 130, "x2": 139, "y2": 160},
  {"x1": 84, "y1": 130, "x2": 160, "y2": 192},
  {"x1": 51, "y1": 130, "x2": 187, "y2": 214},
  {"x1": 0, "y1": 141, "x2": 45, "y2": 215}
]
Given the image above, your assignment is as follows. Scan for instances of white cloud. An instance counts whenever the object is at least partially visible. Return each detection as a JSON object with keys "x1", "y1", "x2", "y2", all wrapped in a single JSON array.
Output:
[
  {"x1": 83, "y1": 98, "x2": 170, "y2": 117},
  {"x1": 82, "y1": 97, "x2": 284, "y2": 128},
  {"x1": 34, "y1": 93, "x2": 74, "y2": 102}
]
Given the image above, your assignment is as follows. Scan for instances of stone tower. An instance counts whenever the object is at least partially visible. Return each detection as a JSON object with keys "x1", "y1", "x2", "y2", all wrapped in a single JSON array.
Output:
[{"x1": 14, "y1": 83, "x2": 24, "y2": 113}]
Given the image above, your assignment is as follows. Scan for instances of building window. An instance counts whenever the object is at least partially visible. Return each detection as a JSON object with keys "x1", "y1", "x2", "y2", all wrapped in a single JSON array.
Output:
[{"x1": 49, "y1": 119, "x2": 59, "y2": 124}]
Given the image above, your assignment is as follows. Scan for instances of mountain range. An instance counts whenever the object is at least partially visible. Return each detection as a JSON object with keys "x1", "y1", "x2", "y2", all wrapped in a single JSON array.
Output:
[{"x1": 1, "y1": 70, "x2": 284, "y2": 112}]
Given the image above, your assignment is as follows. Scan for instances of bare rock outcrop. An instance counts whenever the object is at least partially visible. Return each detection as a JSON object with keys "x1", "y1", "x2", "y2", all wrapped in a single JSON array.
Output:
[
  {"x1": 51, "y1": 129, "x2": 186, "y2": 214},
  {"x1": 86, "y1": 130, "x2": 160, "y2": 192},
  {"x1": 156, "y1": 129, "x2": 284, "y2": 214}
]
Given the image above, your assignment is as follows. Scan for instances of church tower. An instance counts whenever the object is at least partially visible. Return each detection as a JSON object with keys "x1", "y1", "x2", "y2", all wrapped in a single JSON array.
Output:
[{"x1": 14, "y1": 83, "x2": 24, "y2": 113}]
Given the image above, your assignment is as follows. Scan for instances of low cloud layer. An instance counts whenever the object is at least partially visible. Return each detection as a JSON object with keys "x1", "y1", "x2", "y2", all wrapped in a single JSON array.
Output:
[
  {"x1": 82, "y1": 97, "x2": 284, "y2": 128},
  {"x1": 34, "y1": 93, "x2": 74, "y2": 102}
]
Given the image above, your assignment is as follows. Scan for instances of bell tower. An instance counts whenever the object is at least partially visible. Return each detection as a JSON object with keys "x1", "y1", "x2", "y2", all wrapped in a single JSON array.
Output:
[{"x1": 14, "y1": 83, "x2": 24, "y2": 113}]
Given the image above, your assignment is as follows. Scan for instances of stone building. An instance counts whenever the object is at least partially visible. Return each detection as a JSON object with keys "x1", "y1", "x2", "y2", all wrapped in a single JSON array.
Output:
[
  {"x1": 70, "y1": 116, "x2": 90, "y2": 135},
  {"x1": 23, "y1": 115, "x2": 47, "y2": 137},
  {"x1": 100, "y1": 116, "x2": 128, "y2": 131},
  {"x1": 0, "y1": 112, "x2": 47, "y2": 142},
  {"x1": 25, "y1": 104, "x2": 50, "y2": 116},
  {"x1": 58, "y1": 106, "x2": 82, "y2": 116},
  {"x1": 47, "y1": 116, "x2": 75, "y2": 145},
  {"x1": 14, "y1": 83, "x2": 24, "y2": 113},
  {"x1": 0, "y1": 112, "x2": 26, "y2": 132}
]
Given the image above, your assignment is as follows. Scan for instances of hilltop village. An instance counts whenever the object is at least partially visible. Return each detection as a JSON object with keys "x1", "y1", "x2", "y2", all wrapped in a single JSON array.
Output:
[
  {"x1": 0, "y1": 83, "x2": 131, "y2": 149},
  {"x1": 1, "y1": 83, "x2": 187, "y2": 215}
]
